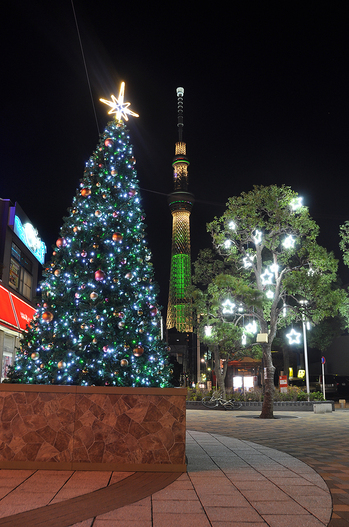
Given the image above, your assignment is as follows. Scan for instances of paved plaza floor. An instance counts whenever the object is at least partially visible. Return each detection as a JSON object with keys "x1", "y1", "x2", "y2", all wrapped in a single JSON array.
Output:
[{"x1": 0, "y1": 408, "x2": 348, "y2": 526}]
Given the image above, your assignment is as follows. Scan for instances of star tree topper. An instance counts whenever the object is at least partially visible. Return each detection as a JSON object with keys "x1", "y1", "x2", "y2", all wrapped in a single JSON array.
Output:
[{"x1": 100, "y1": 82, "x2": 139, "y2": 121}]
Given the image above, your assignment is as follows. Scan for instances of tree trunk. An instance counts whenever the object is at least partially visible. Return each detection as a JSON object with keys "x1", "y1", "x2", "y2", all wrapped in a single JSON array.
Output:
[
  {"x1": 213, "y1": 344, "x2": 227, "y2": 399},
  {"x1": 259, "y1": 343, "x2": 275, "y2": 419}
]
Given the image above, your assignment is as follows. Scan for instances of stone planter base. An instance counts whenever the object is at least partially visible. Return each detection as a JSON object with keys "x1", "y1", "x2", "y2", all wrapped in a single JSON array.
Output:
[{"x1": 0, "y1": 385, "x2": 186, "y2": 472}]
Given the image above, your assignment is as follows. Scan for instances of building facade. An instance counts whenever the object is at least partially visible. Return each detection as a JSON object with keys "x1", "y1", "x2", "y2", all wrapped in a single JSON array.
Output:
[{"x1": 0, "y1": 199, "x2": 46, "y2": 379}]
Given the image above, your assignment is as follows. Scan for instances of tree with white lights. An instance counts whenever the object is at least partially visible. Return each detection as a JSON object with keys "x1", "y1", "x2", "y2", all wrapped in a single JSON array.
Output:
[
  {"x1": 7, "y1": 83, "x2": 171, "y2": 387},
  {"x1": 208, "y1": 185, "x2": 347, "y2": 418},
  {"x1": 192, "y1": 249, "x2": 263, "y2": 398}
]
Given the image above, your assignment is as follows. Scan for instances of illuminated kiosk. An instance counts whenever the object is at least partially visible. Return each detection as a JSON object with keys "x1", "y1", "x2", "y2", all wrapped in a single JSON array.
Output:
[{"x1": 166, "y1": 88, "x2": 195, "y2": 383}]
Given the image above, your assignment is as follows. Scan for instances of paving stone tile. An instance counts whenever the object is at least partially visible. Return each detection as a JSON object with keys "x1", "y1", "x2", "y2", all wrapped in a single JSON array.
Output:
[
  {"x1": 152, "y1": 512, "x2": 211, "y2": 527},
  {"x1": 204, "y1": 505, "x2": 262, "y2": 522},
  {"x1": 263, "y1": 514, "x2": 326, "y2": 526},
  {"x1": 152, "y1": 499, "x2": 205, "y2": 513}
]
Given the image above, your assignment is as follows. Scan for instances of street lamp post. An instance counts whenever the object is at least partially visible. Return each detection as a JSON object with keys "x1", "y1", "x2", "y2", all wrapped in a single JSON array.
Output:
[
  {"x1": 299, "y1": 300, "x2": 310, "y2": 401},
  {"x1": 302, "y1": 314, "x2": 310, "y2": 401}
]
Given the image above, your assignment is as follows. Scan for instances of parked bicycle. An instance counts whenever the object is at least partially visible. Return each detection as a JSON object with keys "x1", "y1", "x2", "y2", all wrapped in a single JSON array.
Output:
[{"x1": 201, "y1": 391, "x2": 242, "y2": 410}]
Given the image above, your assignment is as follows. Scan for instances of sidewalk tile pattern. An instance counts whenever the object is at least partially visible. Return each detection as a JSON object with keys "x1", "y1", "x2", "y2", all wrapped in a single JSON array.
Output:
[
  {"x1": 0, "y1": 424, "x2": 333, "y2": 526},
  {"x1": 187, "y1": 408, "x2": 349, "y2": 526}
]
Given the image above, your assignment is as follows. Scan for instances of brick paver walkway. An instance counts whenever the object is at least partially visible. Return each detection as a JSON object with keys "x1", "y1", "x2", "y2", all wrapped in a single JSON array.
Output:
[{"x1": 187, "y1": 408, "x2": 349, "y2": 527}]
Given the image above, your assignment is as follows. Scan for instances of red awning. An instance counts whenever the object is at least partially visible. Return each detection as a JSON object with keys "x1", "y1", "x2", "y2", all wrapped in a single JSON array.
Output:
[
  {"x1": 0, "y1": 285, "x2": 35, "y2": 332},
  {"x1": 0, "y1": 286, "x2": 18, "y2": 329},
  {"x1": 10, "y1": 293, "x2": 36, "y2": 331}
]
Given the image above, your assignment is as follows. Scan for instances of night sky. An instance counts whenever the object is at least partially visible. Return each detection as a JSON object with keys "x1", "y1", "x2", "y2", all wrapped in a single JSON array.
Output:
[{"x1": 2, "y1": 2, "x2": 349, "y2": 309}]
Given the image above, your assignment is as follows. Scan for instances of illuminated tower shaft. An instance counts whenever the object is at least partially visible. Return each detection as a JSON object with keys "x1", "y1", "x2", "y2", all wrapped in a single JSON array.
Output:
[{"x1": 166, "y1": 88, "x2": 194, "y2": 332}]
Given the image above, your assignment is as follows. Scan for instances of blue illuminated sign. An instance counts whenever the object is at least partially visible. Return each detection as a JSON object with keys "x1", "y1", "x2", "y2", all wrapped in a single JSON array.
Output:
[{"x1": 14, "y1": 215, "x2": 46, "y2": 264}]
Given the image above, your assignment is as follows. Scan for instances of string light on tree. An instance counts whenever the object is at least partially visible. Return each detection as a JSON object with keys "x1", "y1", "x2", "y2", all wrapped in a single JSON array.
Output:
[
  {"x1": 253, "y1": 230, "x2": 262, "y2": 244},
  {"x1": 261, "y1": 268, "x2": 273, "y2": 285},
  {"x1": 286, "y1": 328, "x2": 301, "y2": 344},
  {"x1": 245, "y1": 320, "x2": 258, "y2": 334},
  {"x1": 290, "y1": 197, "x2": 303, "y2": 211},
  {"x1": 222, "y1": 299, "x2": 236, "y2": 314},
  {"x1": 204, "y1": 326, "x2": 212, "y2": 337},
  {"x1": 243, "y1": 254, "x2": 255, "y2": 268},
  {"x1": 283, "y1": 235, "x2": 296, "y2": 249}
]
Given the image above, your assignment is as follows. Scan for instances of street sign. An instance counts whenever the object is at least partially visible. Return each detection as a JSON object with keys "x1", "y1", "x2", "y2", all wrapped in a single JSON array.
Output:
[{"x1": 321, "y1": 356, "x2": 326, "y2": 364}]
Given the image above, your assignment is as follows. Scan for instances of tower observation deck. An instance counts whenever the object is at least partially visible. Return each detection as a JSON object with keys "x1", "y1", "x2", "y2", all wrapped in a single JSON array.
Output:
[{"x1": 166, "y1": 88, "x2": 194, "y2": 333}]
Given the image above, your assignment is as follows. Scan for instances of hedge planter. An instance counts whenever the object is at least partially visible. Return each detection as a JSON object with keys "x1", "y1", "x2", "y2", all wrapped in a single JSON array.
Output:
[
  {"x1": 0, "y1": 385, "x2": 186, "y2": 472},
  {"x1": 186, "y1": 400, "x2": 335, "y2": 412}
]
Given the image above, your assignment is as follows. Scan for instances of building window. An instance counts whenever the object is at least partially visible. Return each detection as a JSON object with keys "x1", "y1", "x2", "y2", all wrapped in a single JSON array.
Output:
[
  {"x1": 9, "y1": 242, "x2": 33, "y2": 300},
  {"x1": 2, "y1": 334, "x2": 15, "y2": 381}
]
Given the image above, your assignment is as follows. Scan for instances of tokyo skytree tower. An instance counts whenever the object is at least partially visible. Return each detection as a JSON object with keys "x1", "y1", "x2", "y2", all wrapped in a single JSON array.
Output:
[{"x1": 166, "y1": 88, "x2": 194, "y2": 333}]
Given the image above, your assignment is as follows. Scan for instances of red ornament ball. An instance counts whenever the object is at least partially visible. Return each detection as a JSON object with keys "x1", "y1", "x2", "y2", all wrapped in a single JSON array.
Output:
[
  {"x1": 104, "y1": 138, "x2": 114, "y2": 148},
  {"x1": 42, "y1": 311, "x2": 54, "y2": 322},
  {"x1": 150, "y1": 307, "x2": 158, "y2": 316},
  {"x1": 81, "y1": 250, "x2": 87, "y2": 257},
  {"x1": 56, "y1": 237, "x2": 67, "y2": 248},
  {"x1": 112, "y1": 211, "x2": 119, "y2": 217},
  {"x1": 80, "y1": 188, "x2": 91, "y2": 197},
  {"x1": 112, "y1": 232, "x2": 123, "y2": 242},
  {"x1": 94, "y1": 269, "x2": 105, "y2": 281},
  {"x1": 128, "y1": 188, "x2": 136, "y2": 197}
]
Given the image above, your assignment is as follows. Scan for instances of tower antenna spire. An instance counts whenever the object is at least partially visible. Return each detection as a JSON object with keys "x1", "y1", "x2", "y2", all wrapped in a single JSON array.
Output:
[{"x1": 176, "y1": 87, "x2": 184, "y2": 142}]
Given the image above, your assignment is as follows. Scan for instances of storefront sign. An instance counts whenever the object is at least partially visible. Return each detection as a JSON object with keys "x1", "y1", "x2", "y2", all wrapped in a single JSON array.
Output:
[
  {"x1": 0, "y1": 285, "x2": 35, "y2": 331},
  {"x1": 14, "y1": 215, "x2": 46, "y2": 264}
]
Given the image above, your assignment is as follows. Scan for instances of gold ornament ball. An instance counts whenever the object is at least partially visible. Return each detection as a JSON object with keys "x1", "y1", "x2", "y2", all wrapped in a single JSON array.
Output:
[
  {"x1": 120, "y1": 359, "x2": 128, "y2": 367},
  {"x1": 31, "y1": 352, "x2": 39, "y2": 360},
  {"x1": 112, "y1": 232, "x2": 123, "y2": 242},
  {"x1": 42, "y1": 311, "x2": 54, "y2": 322},
  {"x1": 57, "y1": 361, "x2": 66, "y2": 369},
  {"x1": 133, "y1": 346, "x2": 144, "y2": 357},
  {"x1": 90, "y1": 292, "x2": 98, "y2": 300},
  {"x1": 81, "y1": 188, "x2": 91, "y2": 197}
]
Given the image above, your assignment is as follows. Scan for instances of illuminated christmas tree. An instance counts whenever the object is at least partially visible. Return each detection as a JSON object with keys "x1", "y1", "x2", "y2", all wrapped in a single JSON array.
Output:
[{"x1": 7, "y1": 83, "x2": 171, "y2": 387}]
